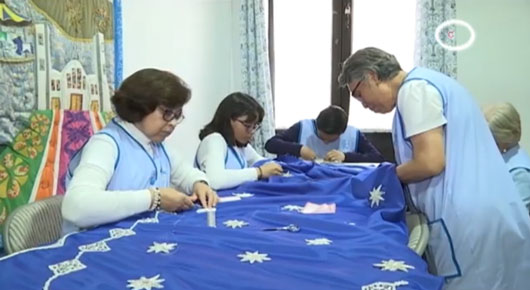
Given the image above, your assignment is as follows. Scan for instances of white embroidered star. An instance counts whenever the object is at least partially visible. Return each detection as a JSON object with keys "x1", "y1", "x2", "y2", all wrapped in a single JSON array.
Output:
[
  {"x1": 232, "y1": 192, "x2": 254, "y2": 198},
  {"x1": 361, "y1": 280, "x2": 409, "y2": 290},
  {"x1": 373, "y1": 259, "x2": 415, "y2": 272},
  {"x1": 127, "y1": 274, "x2": 165, "y2": 290},
  {"x1": 237, "y1": 251, "x2": 271, "y2": 264},
  {"x1": 369, "y1": 184, "x2": 385, "y2": 207},
  {"x1": 147, "y1": 242, "x2": 177, "y2": 254},
  {"x1": 305, "y1": 238, "x2": 333, "y2": 246},
  {"x1": 281, "y1": 205, "x2": 303, "y2": 212},
  {"x1": 282, "y1": 171, "x2": 293, "y2": 177},
  {"x1": 223, "y1": 219, "x2": 249, "y2": 229}
]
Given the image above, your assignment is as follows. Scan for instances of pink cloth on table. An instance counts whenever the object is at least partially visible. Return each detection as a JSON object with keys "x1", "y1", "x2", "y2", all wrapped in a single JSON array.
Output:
[{"x1": 301, "y1": 202, "x2": 336, "y2": 214}]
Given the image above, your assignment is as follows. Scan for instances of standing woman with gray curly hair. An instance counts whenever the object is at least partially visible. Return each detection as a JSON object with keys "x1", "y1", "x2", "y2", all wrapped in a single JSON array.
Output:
[
  {"x1": 483, "y1": 102, "x2": 530, "y2": 213},
  {"x1": 339, "y1": 47, "x2": 530, "y2": 289}
]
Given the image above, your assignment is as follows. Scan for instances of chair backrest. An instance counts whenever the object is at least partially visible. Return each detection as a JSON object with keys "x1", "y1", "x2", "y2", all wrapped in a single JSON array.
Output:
[
  {"x1": 405, "y1": 212, "x2": 429, "y2": 256},
  {"x1": 2, "y1": 195, "x2": 64, "y2": 254}
]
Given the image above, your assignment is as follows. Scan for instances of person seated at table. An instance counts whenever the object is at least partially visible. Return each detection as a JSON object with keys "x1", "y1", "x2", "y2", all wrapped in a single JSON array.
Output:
[
  {"x1": 63, "y1": 68, "x2": 218, "y2": 231},
  {"x1": 265, "y1": 105, "x2": 384, "y2": 162},
  {"x1": 195, "y1": 92, "x2": 283, "y2": 190}
]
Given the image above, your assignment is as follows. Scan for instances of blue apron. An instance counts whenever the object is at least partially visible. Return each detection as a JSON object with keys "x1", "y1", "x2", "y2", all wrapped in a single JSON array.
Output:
[
  {"x1": 195, "y1": 138, "x2": 247, "y2": 170},
  {"x1": 298, "y1": 119, "x2": 358, "y2": 159},
  {"x1": 503, "y1": 145, "x2": 530, "y2": 212},
  {"x1": 64, "y1": 119, "x2": 171, "y2": 233}
]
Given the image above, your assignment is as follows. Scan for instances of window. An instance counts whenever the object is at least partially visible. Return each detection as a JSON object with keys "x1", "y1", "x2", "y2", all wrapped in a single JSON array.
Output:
[
  {"x1": 270, "y1": 0, "x2": 417, "y2": 131},
  {"x1": 272, "y1": 0, "x2": 332, "y2": 129},
  {"x1": 348, "y1": 0, "x2": 416, "y2": 130}
]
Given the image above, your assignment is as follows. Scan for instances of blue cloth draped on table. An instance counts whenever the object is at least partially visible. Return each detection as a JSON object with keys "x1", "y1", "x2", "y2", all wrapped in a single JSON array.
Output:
[{"x1": 0, "y1": 157, "x2": 443, "y2": 290}]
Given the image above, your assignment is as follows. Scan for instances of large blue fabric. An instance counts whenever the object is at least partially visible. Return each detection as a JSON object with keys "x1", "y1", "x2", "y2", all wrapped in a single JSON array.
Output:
[{"x1": 0, "y1": 157, "x2": 443, "y2": 290}]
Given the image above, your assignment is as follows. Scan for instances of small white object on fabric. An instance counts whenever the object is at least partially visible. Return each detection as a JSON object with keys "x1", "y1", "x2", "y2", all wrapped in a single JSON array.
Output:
[
  {"x1": 48, "y1": 259, "x2": 87, "y2": 276},
  {"x1": 369, "y1": 185, "x2": 385, "y2": 207},
  {"x1": 126, "y1": 274, "x2": 165, "y2": 290},
  {"x1": 223, "y1": 219, "x2": 248, "y2": 229},
  {"x1": 109, "y1": 228, "x2": 136, "y2": 239},
  {"x1": 361, "y1": 280, "x2": 409, "y2": 290},
  {"x1": 196, "y1": 208, "x2": 217, "y2": 227},
  {"x1": 305, "y1": 238, "x2": 332, "y2": 246},
  {"x1": 281, "y1": 205, "x2": 303, "y2": 212},
  {"x1": 373, "y1": 259, "x2": 415, "y2": 272},
  {"x1": 282, "y1": 171, "x2": 293, "y2": 177},
  {"x1": 147, "y1": 242, "x2": 177, "y2": 254},
  {"x1": 196, "y1": 208, "x2": 216, "y2": 214},
  {"x1": 219, "y1": 196, "x2": 241, "y2": 203},
  {"x1": 237, "y1": 251, "x2": 271, "y2": 264},
  {"x1": 78, "y1": 241, "x2": 110, "y2": 253},
  {"x1": 207, "y1": 210, "x2": 216, "y2": 227},
  {"x1": 232, "y1": 192, "x2": 254, "y2": 198}
]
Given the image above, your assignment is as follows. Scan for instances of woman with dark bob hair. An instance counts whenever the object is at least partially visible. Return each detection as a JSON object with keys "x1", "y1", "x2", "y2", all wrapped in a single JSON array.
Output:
[
  {"x1": 195, "y1": 92, "x2": 283, "y2": 190},
  {"x1": 63, "y1": 69, "x2": 218, "y2": 231}
]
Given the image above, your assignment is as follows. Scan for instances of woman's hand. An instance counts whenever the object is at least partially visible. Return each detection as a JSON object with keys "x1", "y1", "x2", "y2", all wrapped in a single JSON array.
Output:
[
  {"x1": 324, "y1": 150, "x2": 345, "y2": 162},
  {"x1": 159, "y1": 188, "x2": 195, "y2": 212},
  {"x1": 300, "y1": 146, "x2": 317, "y2": 161},
  {"x1": 191, "y1": 181, "x2": 218, "y2": 208},
  {"x1": 258, "y1": 162, "x2": 283, "y2": 178}
]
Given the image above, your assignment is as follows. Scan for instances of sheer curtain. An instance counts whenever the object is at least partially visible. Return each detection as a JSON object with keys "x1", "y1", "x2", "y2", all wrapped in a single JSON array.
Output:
[
  {"x1": 415, "y1": 0, "x2": 457, "y2": 78},
  {"x1": 240, "y1": 0, "x2": 275, "y2": 156}
]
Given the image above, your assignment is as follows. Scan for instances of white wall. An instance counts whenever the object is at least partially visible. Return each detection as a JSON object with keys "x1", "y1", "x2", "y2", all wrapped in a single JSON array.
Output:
[
  {"x1": 456, "y1": 0, "x2": 530, "y2": 150},
  {"x1": 122, "y1": 0, "x2": 241, "y2": 164}
]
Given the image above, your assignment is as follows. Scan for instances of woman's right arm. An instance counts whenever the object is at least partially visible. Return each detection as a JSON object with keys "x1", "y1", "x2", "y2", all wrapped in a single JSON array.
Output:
[
  {"x1": 61, "y1": 134, "x2": 152, "y2": 228},
  {"x1": 196, "y1": 133, "x2": 259, "y2": 190},
  {"x1": 264, "y1": 122, "x2": 303, "y2": 156}
]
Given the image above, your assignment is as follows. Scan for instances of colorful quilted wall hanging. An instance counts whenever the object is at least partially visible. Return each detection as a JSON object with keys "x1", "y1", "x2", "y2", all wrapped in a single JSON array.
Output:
[{"x1": 0, "y1": 0, "x2": 122, "y2": 237}]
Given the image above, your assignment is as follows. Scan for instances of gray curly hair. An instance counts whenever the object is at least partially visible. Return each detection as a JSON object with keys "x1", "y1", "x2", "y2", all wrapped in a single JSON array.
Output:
[
  {"x1": 338, "y1": 47, "x2": 402, "y2": 87},
  {"x1": 483, "y1": 102, "x2": 521, "y2": 149}
]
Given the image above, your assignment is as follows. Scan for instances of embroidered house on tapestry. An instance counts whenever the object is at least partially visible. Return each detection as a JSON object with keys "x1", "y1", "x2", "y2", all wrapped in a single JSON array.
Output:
[{"x1": 35, "y1": 24, "x2": 111, "y2": 112}]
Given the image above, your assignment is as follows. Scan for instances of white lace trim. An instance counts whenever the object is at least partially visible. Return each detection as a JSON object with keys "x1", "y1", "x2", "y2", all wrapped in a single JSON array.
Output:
[
  {"x1": 42, "y1": 212, "x2": 160, "y2": 290},
  {"x1": 361, "y1": 280, "x2": 409, "y2": 290}
]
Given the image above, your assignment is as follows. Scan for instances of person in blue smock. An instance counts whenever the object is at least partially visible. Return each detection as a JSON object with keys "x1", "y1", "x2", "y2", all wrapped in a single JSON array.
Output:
[
  {"x1": 195, "y1": 92, "x2": 283, "y2": 190},
  {"x1": 63, "y1": 69, "x2": 218, "y2": 231},
  {"x1": 265, "y1": 105, "x2": 384, "y2": 162},
  {"x1": 338, "y1": 47, "x2": 530, "y2": 289},
  {"x1": 483, "y1": 102, "x2": 530, "y2": 214}
]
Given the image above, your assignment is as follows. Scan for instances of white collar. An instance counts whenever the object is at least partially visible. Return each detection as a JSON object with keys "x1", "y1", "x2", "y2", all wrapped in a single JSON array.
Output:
[{"x1": 116, "y1": 118, "x2": 153, "y2": 150}]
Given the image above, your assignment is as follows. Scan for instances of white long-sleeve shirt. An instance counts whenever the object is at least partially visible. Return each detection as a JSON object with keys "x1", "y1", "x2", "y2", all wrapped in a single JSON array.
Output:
[
  {"x1": 195, "y1": 133, "x2": 264, "y2": 190},
  {"x1": 62, "y1": 119, "x2": 207, "y2": 228}
]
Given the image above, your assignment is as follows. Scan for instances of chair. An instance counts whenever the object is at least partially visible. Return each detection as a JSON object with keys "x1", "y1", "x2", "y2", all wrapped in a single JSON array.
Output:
[
  {"x1": 406, "y1": 211, "x2": 429, "y2": 256},
  {"x1": 2, "y1": 195, "x2": 64, "y2": 254}
]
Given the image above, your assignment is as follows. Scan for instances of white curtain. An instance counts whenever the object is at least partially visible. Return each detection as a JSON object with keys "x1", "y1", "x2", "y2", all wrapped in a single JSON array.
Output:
[
  {"x1": 240, "y1": 0, "x2": 275, "y2": 156},
  {"x1": 415, "y1": 0, "x2": 457, "y2": 78}
]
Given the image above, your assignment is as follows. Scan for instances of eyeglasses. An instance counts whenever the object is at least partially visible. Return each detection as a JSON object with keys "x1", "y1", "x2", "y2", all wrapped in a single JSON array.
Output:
[
  {"x1": 235, "y1": 119, "x2": 261, "y2": 132},
  {"x1": 350, "y1": 79, "x2": 363, "y2": 99},
  {"x1": 159, "y1": 107, "x2": 185, "y2": 123}
]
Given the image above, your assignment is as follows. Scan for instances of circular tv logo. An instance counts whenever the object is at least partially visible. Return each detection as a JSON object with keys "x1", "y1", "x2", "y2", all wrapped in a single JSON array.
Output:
[{"x1": 435, "y1": 19, "x2": 476, "y2": 51}]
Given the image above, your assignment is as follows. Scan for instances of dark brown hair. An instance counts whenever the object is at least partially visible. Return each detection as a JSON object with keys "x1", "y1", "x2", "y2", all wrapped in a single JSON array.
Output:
[
  {"x1": 111, "y1": 69, "x2": 191, "y2": 122},
  {"x1": 199, "y1": 92, "x2": 264, "y2": 147},
  {"x1": 316, "y1": 105, "x2": 348, "y2": 135}
]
